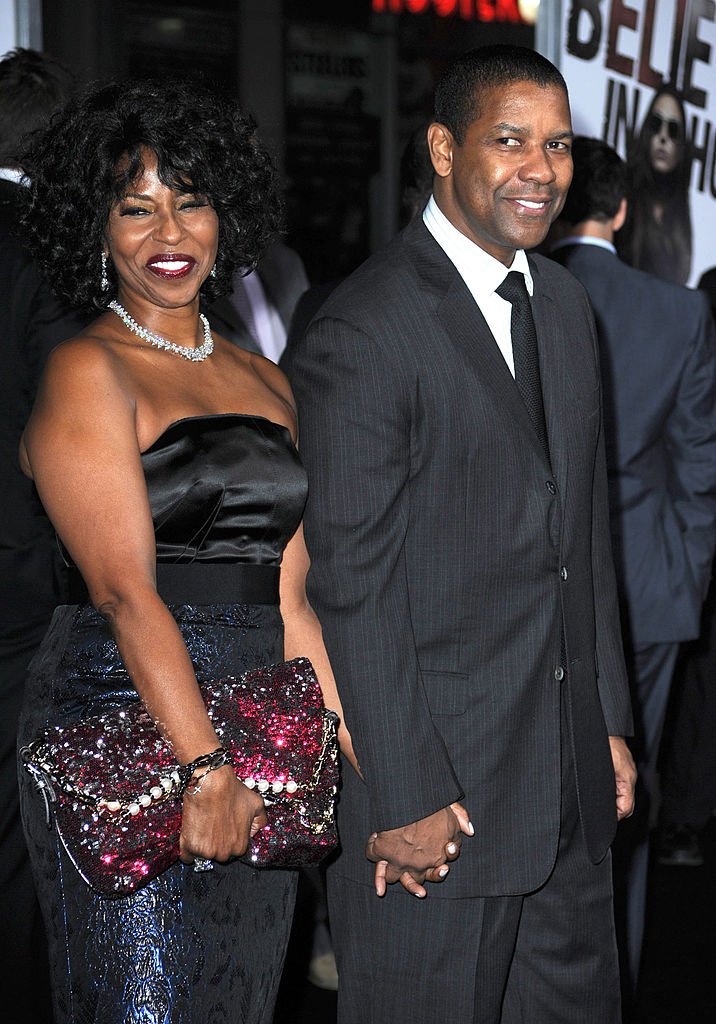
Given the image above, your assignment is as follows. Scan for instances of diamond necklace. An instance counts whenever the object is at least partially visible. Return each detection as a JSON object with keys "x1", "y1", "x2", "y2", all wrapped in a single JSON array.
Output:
[{"x1": 108, "y1": 299, "x2": 214, "y2": 362}]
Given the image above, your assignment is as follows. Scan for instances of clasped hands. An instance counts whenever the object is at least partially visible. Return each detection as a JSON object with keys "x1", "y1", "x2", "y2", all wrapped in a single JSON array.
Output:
[{"x1": 366, "y1": 802, "x2": 473, "y2": 897}]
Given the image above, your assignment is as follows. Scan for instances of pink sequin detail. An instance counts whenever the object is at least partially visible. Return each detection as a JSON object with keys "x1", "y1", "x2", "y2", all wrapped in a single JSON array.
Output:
[{"x1": 25, "y1": 658, "x2": 339, "y2": 897}]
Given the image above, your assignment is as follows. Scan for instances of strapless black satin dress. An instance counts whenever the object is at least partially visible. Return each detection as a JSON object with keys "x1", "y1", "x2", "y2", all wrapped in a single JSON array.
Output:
[{"x1": 18, "y1": 415, "x2": 308, "y2": 1024}]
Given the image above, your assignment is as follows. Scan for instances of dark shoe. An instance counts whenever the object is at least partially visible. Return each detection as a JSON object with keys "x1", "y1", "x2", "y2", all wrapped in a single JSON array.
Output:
[{"x1": 656, "y1": 823, "x2": 704, "y2": 867}]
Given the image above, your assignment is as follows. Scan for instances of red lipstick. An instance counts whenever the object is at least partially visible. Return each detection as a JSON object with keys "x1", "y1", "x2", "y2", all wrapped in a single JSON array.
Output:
[{"x1": 145, "y1": 253, "x2": 197, "y2": 279}]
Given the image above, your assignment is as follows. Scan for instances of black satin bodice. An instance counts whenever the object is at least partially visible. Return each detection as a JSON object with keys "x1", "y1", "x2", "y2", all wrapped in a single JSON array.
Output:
[
  {"x1": 141, "y1": 414, "x2": 307, "y2": 564},
  {"x1": 21, "y1": 411, "x2": 303, "y2": 1022}
]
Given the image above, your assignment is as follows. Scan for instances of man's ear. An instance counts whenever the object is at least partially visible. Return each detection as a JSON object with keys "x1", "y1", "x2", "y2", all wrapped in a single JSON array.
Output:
[
  {"x1": 427, "y1": 122, "x2": 455, "y2": 179},
  {"x1": 613, "y1": 197, "x2": 628, "y2": 233}
]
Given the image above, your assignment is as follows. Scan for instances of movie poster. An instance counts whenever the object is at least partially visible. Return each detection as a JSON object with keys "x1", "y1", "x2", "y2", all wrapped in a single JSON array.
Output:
[{"x1": 558, "y1": 0, "x2": 716, "y2": 288}]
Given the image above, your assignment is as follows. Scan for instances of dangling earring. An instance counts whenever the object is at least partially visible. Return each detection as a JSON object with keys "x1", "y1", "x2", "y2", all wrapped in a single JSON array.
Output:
[
  {"x1": 100, "y1": 251, "x2": 109, "y2": 291},
  {"x1": 210, "y1": 263, "x2": 217, "y2": 279}
]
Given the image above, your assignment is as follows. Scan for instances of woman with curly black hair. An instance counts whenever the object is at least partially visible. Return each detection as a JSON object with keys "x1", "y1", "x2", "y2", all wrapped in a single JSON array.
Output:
[
  {"x1": 16, "y1": 78, "x2": 353, "y2": 1024},
  {"x1": 617, "y1": 84, "x2": 693, "y2": 285}
]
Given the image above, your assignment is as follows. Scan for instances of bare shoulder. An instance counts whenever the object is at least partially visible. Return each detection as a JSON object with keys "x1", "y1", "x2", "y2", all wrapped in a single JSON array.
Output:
[
  {"x1": 252, "y1": 351, "x2": 295, "y2": 406},
  {"x1": 236, "y1": 347, "x2": 298, "y2": 440},
  {"x1": 43, "y1": 314, "x2": 138, "y2": 388},
  {"x1": 24, "y1": 326, "x2": 136, "y2": 459}
]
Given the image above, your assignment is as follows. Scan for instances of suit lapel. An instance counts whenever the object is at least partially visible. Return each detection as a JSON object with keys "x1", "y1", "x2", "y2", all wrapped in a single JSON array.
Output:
[
  {"x1": 406, "y1": 219, "x2": 552, "y2": 470},
  {"x1": 529, "y1": 259, "x2": 569, "y2": 493},
  {"x1": 440, "y1": 278, "x2": 551, "y2": 466},
  {"x1": 207, "y1": 292, "x2": 262, "y2": 355}
]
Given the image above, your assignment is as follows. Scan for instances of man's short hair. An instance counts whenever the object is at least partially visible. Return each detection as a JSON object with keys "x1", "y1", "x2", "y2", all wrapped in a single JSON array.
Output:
[
  {"x1": 0, "y1": 48, "x2": 72, "y2": 165},
  {"x1": 434, "y1": 45, "x2": 568, "y2": 145},
  {"x1": 560, "y1": 136, "x2": 628, "y2": 225}
]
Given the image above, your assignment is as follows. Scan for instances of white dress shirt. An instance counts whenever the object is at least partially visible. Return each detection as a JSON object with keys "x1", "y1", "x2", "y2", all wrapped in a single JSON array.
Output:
[
  {"x1": 0, "y1": 166, "x2": 27, "y2": 185},
  {"x1": 238, "y1": 270, "x2": 287, "y2": 364},
  {"x1": 423, "y1": 194, "x2": 533, "y2": 377}
]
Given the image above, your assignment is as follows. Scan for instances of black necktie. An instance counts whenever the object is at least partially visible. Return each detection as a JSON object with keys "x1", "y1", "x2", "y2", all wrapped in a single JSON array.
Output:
[{"x1": 496, "y1": 271, "x2": 549, "y2": 458}]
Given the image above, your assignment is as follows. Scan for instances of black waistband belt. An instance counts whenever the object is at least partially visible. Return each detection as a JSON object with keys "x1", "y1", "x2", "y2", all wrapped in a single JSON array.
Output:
[{"x1": 66, "y1": 563, "x2": 280, "y2": 607}]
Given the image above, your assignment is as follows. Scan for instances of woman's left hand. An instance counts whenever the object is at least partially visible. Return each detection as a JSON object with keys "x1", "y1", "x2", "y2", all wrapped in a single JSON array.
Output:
[{"x1": 178, "y1": 765, "x2": 268, "y2": 865}]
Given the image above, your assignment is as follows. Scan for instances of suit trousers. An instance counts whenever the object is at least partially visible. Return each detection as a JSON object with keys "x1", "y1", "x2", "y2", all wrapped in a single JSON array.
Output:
[
  {"x1": 660, "y1": 575, "x2": 716, "y2": 830},
  {"x1": 612, "y1": 641, "x2": 679, "y2": 993},
  {"x1": 327, "y1": 691, "x2": 621, "y2": 1024}
]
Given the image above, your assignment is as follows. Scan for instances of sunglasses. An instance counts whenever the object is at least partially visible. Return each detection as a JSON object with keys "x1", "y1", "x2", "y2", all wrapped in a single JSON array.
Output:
[{"x1": 647, "y1": 112, "x2": 682, "y2": 142}]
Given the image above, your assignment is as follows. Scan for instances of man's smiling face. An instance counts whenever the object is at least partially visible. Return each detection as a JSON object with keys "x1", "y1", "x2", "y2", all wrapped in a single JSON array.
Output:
[{"x1": 429, "y1": 80, "x2": 574, "y2": 266}]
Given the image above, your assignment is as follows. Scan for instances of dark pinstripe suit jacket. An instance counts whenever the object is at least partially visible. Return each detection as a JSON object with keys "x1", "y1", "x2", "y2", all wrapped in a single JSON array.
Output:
[{"x1": 287, "y1": 216, "x2": 632, "y2": 898}]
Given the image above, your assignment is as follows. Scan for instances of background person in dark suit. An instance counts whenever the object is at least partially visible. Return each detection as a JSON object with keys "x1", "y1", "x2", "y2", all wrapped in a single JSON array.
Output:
[
  {"x1": 549, "y1": 137, "x2": 716, "y2": 1004},
  {"x1": 287, "y1": 46, "x2": 634, "y2": 1024},
  {"x1": 207, "y1": 240, "x2": 308, "y2": 362},
  {"x1": 655, "y1": 265, "x2": 716, "y2": 870},
  {"x1": 0, "y1": 47, "x2": 86, "y2": 1020}
]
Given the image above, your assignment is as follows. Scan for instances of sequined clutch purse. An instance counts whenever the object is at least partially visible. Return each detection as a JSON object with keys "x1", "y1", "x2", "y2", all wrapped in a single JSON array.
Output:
[{"x1": 22, "y1": 657, "x2": 340, "y2": 898}]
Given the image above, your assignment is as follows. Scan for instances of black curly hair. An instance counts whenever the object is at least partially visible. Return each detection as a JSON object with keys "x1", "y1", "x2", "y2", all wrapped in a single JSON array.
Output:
[{"x1": 19, "y1": 78, "x2": 283, "y2": 311}]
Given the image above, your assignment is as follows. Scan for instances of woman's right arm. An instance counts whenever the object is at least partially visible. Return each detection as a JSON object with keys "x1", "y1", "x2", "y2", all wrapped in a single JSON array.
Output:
[{"x1": 21, "y1": 337, "x2": 266, "y2": 863}]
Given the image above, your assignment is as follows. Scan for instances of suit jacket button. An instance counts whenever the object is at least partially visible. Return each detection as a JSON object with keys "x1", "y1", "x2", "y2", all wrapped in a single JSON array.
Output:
[
  {"x1": 546, "y1": 480, "x2": 556, "y2": 494},
  {"x1": 555, "y1": 666, "x2": 565, "y2": 681},
  {"x1": 560, "y1": 566, "x2": 568, "y2": 581}
]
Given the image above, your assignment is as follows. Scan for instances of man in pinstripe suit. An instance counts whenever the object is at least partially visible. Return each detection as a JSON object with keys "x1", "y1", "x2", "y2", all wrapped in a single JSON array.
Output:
[{"x1": 287, "y1": 46, "x2": 634, "y2": 1023}]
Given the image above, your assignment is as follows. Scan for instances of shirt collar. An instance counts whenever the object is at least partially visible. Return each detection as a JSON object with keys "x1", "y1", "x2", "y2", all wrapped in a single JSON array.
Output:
[
  {"x1": 550, "y1": 234, "x2": 616, "y2": 255},
  {"x1": 423, "y1": 194, "x2": 534, "y2": 298},
  {"x1": 0, "y1": 166, "x2": 28, "y2": 185}
]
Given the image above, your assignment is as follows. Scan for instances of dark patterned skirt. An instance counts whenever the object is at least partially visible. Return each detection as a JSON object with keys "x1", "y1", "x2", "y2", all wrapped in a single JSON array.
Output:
[{"x1": 18, "y1": 603, "x2": 297, "y2": 1024}]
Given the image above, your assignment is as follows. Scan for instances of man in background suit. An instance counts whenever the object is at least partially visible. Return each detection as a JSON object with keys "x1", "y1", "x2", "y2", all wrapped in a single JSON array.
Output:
[
  {"x1": 549, "y1": 136, "x2": 716, "y2": 1002},
  {"x1": 207, "y1": 240, "x2": 308, "y2": 362},
  {"x1": 287, "y1": 46, "x2": 634, "y2": 1023},
  {"x1": 0, "y1": 48, "x2": 86, "y2": 1020},
  {"x1": 655, "y1": 263, "x2": 716, "y2": 871}
]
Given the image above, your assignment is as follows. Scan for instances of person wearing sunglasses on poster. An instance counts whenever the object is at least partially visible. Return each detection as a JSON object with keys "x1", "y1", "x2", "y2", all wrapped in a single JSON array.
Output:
[{"x1": 617, "y1": 85, "x2": 692, "y2": 286}]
